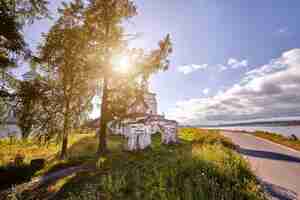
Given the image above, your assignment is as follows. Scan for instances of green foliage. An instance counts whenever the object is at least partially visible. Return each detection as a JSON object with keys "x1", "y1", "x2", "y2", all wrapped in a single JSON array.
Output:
[
  {"x1": 0, "y1": 1, "x2": 25, "y2": 70},
  {"x1": 0, "y1": 0, "x2": 49, "y2": 130},
  {"x1": 15, "y1": 79, "x2": 44, "y2": 138},
  {"x1": 0, "y1": 0, "x2": 49, "y2": 77}
]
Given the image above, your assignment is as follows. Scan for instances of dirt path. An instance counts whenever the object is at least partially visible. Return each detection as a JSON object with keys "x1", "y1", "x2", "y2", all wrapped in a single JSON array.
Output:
[
  {"x1": 0, "y1": 164, "x2": 94, "y2": 200},
  {"x1": 221, "y1": 131, "x2": 300, "y2": 200}
]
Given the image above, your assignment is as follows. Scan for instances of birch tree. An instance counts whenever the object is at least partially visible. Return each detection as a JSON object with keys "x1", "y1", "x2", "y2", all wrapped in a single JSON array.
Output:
[{"x1": 40, "y1": 1, "x2": 94, "y2": 159}]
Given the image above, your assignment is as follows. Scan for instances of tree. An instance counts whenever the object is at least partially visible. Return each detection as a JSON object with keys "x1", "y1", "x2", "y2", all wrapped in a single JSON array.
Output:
[
  {"x1": 15, "y1": 79, "x2": 41, "y2": 138},
  {"x1": 0, "y1": 0, "x2": 49, "y2": 125},
  {"x1": 40, "y1": 1, "x2": 95, "y2": 159},
  {"x1": 13, "y1": 74, "x2": 53, "y2": 139},
  {"x1": 82, "y1": 0, "x2": 172, "y2": 155},
  {"x1": 0, "y1": 0, "x2": 49, "y2": 70}
]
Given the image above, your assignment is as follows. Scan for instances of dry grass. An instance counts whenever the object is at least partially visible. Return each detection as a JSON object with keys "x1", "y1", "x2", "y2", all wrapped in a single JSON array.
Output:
[{"x1": 254, "y1": 131, "x2": 300, "y2": 151}]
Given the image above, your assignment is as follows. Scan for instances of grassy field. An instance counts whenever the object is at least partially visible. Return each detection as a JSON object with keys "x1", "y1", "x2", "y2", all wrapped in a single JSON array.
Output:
[
  {"x1": 254, "y1": 131, "x2": 300, "y2": 151},
  {"x1": 0, "y1": 132, "x2": 99, "y2": 167},
  {"x1": 1, "y1": 128, "x2": 267, "y2": 200},
  {"x1": 0, "y1": 132, "x2": 105, "y2": 191}
]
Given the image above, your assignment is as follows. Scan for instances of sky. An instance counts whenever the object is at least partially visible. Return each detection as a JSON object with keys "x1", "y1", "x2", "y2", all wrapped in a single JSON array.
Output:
[{"x1": 20, "y1": 0, "x2": 300, "y2": 125}]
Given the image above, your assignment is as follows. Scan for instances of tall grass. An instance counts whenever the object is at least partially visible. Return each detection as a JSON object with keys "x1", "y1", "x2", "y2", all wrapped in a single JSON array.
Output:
[
  {"x1": 179, "y1": 128, "x2": 237, "y2": 150},
  {"x1": 0, "y1": 133, "x2": 97, "y2": 167},
  {"x1": 0, "y1": 132, "x2": 101, "y2": 191}
]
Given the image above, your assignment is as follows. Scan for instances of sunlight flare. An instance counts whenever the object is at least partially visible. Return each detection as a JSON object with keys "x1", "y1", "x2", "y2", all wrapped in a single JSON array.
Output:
[{"x1": 112, "y1": 54, "x2": 131, "y2": 73}]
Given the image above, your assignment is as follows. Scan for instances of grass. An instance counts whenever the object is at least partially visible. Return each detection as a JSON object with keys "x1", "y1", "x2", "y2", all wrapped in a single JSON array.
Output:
[
  {"x1": 2, "y1": 128, "x2": 267, "y2": 200},
  {"x1": 46, "y1": 128, "x2": 265, "y2": 200},
  {"x1": 0, "y1": 132, "x2": 103, "y2": 191},
  {"x1": 179, "y1": 128, "x2": 237, "y2": 150},
  {"x1": 0, "y1": 131, "x2": 127, "y2": 178},
  {"x1": 0, "y1": 133, "x2": 96, "y2": 167},
  {"x1": 254, "y1": 131, "x2": 300, "y2": 151}
]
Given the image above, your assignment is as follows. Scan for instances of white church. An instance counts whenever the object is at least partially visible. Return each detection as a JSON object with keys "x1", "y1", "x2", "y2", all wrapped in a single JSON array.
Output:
[{"x1": 107, "y1": 89, "x2": 178, "y2": 151}]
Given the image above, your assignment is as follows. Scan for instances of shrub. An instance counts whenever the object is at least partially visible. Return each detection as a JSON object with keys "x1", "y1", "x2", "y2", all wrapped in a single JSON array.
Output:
[
  {"x1": 30, "y1": 159, "x2": 45, "y2": 171},
  {"x1": 179, "y1": 128, "x2": 237, "y2": 150},
  {"x1": 0, "y1": 164, "x2": 34, "y2": 190}
]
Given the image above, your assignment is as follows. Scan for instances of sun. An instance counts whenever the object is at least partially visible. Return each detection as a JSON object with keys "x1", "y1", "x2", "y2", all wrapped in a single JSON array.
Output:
[{"x1": 112, "y1": 55, "x2": 131, "y2": 73}]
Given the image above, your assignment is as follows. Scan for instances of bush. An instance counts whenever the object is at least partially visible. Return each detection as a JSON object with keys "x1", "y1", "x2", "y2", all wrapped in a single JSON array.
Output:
[
  {"x1": 289, "y1": 134, "x2": 298, "y2": 141},
  {"x1": 0, "y1": 164, "x2": 34, "y2": 190},
  {"x1": 179, "y1": 128, "x2": 237, "y2": 150},
  {"x1": 30, "y1": 159, "x2": 45, "y2": 171},
  {"x1": 0, "y1": 159, "x2": 44, "y2": 190}
]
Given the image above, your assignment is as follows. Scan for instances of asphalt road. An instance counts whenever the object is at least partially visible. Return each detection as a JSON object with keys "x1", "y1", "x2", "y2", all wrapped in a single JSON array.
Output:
[{"x1": 221, "y1": 131, "x2": 300, "y2": 200}]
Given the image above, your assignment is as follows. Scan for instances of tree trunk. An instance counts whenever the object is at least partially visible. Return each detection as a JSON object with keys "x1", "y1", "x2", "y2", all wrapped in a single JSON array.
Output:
[
  {"x1": 97, "y1": 77, "x2": 109, "y2": 155},
  {"x1": 60, "y1": 100, "x2": 70, "y2": 159},
  {"x1": 60, "y1": 130, "x2": 68, "y2": 159},
  {"x1": 97, "y1": 9, "x2": 111, "y2": 156}
]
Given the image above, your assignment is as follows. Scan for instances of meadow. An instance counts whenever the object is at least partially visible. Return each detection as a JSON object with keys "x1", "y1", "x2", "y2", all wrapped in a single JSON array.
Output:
[{"x1": 1, "y1": 128, "x2": 266, "y2": 200}]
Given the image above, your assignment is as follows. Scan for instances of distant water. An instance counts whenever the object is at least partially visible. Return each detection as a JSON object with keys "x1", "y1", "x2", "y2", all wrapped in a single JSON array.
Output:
[{"x1": 204, "y1": 126, "x2": 300, "y2": 138}]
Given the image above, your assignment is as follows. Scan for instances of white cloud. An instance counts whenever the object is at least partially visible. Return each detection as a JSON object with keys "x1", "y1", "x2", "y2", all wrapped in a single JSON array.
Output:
[
  {"x1": 218, "y1": 64, "x2": 228, "y2": 71},
  {"x1": 203, "y1": 88, "x2": 210, "y2": 95},
  {"x1": 167, "y1": 49, "x2": 300, "y2": 125},
  {"x1": 228, "y1": 58, "x2": 248, "y2": 69},
  {"x1": 178, "y1": 58, "x2": 247, "y2": 74},
  {"x1": 242, "y1": 59, "x2": 287, "y2": 85},
  {"x1": 178, "y1": 64, "x2": 208, "y2": 74},
  {"x1": 228, "y1": 58, "x2": 237, "y2": 66}
]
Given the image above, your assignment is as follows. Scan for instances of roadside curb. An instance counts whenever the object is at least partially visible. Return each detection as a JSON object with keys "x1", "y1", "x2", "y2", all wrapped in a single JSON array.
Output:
[{"x1": 221, "y1": 130, "x2": 300, "y2": 155}]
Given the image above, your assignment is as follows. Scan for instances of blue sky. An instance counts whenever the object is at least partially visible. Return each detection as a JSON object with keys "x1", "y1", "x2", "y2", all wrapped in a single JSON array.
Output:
[{"x1": 20, "y1": 0, "x2": 300, "y2": 125}]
